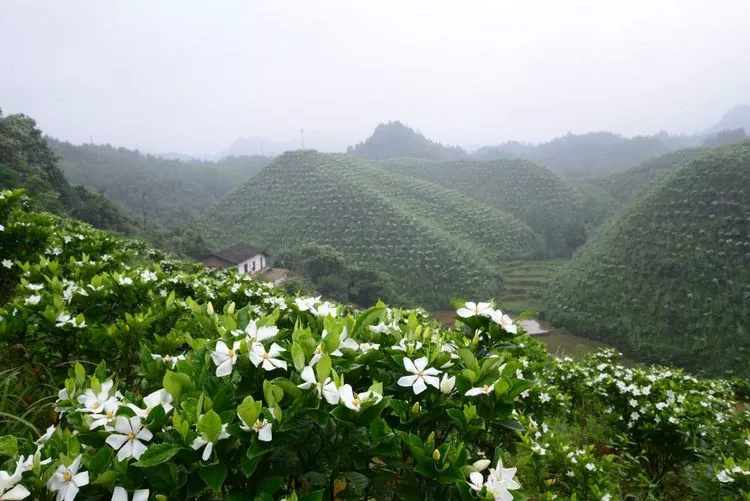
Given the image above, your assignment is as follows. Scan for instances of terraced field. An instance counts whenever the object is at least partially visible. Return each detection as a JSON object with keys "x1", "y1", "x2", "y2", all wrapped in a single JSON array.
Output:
[
  {"x1": 377, "y1": 157, "x2": 611, "y2": 256},
  {"x1": 498, "y1": 259, "x2": 568, "y2": 313},
  {"x1": 202, "y1": 150, "x2": 542, "y2": 308}
]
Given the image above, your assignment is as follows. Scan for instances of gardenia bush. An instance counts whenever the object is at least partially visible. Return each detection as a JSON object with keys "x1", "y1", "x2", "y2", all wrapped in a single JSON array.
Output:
[{"x1": 1, "y1": 188, "x2": 749, "y2": 500}]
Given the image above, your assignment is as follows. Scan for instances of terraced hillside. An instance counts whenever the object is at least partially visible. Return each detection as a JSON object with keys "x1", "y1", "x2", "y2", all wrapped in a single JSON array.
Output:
[
  {"x1": 588, "y1": 148, "x2": 704, "y2": 204},
  {"x1": 378, "y1": 157, "x2": 612, "y2": 256},
  {"x1": 202, "y1": 150, "x2": 541, "y2": 308},
  {"x1": 542, "y1": 141, "x2": 750, "y2": 377}
]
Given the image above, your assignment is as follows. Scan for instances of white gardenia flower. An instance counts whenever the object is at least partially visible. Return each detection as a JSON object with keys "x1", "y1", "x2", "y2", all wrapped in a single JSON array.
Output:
[
  {"x1": 0, "y1": 464, "x2": 30, "y2": 500},
  {"x1": 295, "y1": 296, "x2": 320, "y2": 312},
  {"x1": 252, "y1": 419, "x2": 273, "y2": 442},
  {"x1": 26, "y1": 283, "x2": 44, "y2": 291},
  {"x1": 89, "y1": 397, "x2": 121, "y2": 430},
  {"x1": 440, "y1": 374, "x2": 456, "y2": 395},
  {"x1": 716, "y1": 469, "x2": 734, "y2": 483},
  {"x1": 323, "y1": 328, "x2": 359, "y2": 356},
  {"x1": 358, "y1": 342, "x2": 380, "y2": 353},
  {"x1": 338, "y1": 384, "x2": 382, "y2": 412},
  {"x1": 24, "y1": 295, "x2": 40, "y2": 306},
  {"x1": 485, "y1": 460, "x2": 521, "y2": 501},
  {"x1": 1, "y1": 259, "x2": 13, "y2": 269},
  {"x1": 192, "y1": 424, "x2": 230, "y2": 461},
  {"x1": 117, "y1": 277, "x2": 133, "y2": 286},
  {"x1": 468, "y1": 471, "x2": 484, "y2": 491},
  {"x1": 297, "y1": 366, "x2": 339, "y2": 404},
  {"x1": 105, "y1": 416, "x2": 152, "y2": 461},
  {"x1": 35, "y1": 425, "x2": 56, "y2": 445},
  {"x1": 249, "y1": 342, "x2": 288, "y2": 371},
  {"x1": 47, "y1": 455, "x2": 89, "y2": 501},
  {"x1": 465, "y1": 383, "x2": 495, "y2": 397},
  {"x1": 240, "y1": 320, "x2": 278, "y2": 343},
  {"x1": 472, "y1": 459, "x2": 491, "y2": 472},
  {"x1": 128, "y1": 389, "x2": 174, "y2": 418},
  {"x1": 18, "y1": 453, "x2": 52, "y2": 473},
  {"x1": 77, "y1": 380, "x2": 115, "y2": 413},
  {"x1": 397, "y1": 357, "x2": 441, "y2": 395},
  {"x1": 456, "y1": 302, "x2": 493, "y2": 318},
  {"x1": 539, "y1": 392, "x2": 551, "y2": 403},
  {"x1": 150, "y1": 353, "x2": 186, "y2": 369},
  {"x1": 112, "y1": 486, "x2": 149, "y2": 501},
  {"x1": 392, "y1": 339, "x2": 423, "y2": 352},
  {"x1": 211, "y1": 340, "x2": 240, "y2": 377},
  {"x1": 368, "y1": 322, "x2": 390, "y2": 334},
  {"x1": 489, "y1": 310, "x2": 517, "y2": 334},
  {"x1": 316, "y1": 301, "x2": 338, "y2": 317}
]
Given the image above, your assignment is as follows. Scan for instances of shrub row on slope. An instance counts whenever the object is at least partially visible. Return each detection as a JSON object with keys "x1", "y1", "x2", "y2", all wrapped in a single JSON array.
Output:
[
  {"x1": 201, "y1": 151, "x2": 541, "y2": 309},
  {"x1": 542, "y1": 141, "x2": 750, "y2": 377},
  {"x1": 377, "y1": 157, "x2": 611, "y2": 257},
  {"x1": 0, "y1": 189, "x2": 749, "y2": 500}
]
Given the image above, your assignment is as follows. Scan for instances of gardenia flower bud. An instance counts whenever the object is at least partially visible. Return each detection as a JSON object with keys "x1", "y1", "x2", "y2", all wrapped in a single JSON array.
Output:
[
  {"x1": 411, "y1": 402, "x2": 421, "y2": 414},
  {"x1": 472, "y1": 459, "x2": 491, "y2": 472},
  {"x1": 206, "y1": 302, "x2": 214, "y2": 315},
  {"x1": 440, "y1": 374, "x2": 456, "y2": 394},
  {"x1": 432, "y1": 449, "x2": 441, "y2": 461}
]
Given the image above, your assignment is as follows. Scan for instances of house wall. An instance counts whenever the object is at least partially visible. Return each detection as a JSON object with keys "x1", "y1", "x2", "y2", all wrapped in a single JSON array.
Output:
[{"x1": 238, "y1": 253, "x2": 267, "y2": 274}]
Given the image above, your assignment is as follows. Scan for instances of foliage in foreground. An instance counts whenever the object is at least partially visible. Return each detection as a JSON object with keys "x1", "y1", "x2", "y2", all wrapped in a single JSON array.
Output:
[{"x1": 1, "y1": 189, "x2": 749, "y2": 500}]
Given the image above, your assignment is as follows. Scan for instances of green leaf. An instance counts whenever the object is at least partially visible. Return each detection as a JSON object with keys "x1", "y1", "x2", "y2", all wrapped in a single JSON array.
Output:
[
  {"x1": 92, "y1": 470, "x2": 117, "y2": 486},
  {"x1": 163, "y1": 370, "x2": 183, "y2": 400},
  {"x1": 299, "y1": 490, "x2": 325, "y2": 501},
  {"x1": 87, "y1": 446, "x2": 113, "y2": 474},
  {"x1": 315, "y1": 353, "x2": 332, "y2": 383},
  {"x1": 237, "y1": 396, "x2": 261, "y2": 428},
  {"x1": 291, "y1": 342, "x2": 306, "y2": 371},
  {"x1": 134, "y1": 443, "x2": 183, "y2": 467},
  {"x1": 457, "y1": 349, "x2": 477, "y2": 369},
  {"x1": 199, "y1": 463, "x2": 228, "y2": 490},
  {"x1": 198, "y1": 410, "x2": 222, "y2": 443},
  {"x1": 74, "y1": 362, "x2": 86, "y2": 386},
  {"x1": 258, "y1": 476, "x2": 284, "y2": 495},
  {"x1": 0, "y1": 436, "x2": 17, "y2": 458}
]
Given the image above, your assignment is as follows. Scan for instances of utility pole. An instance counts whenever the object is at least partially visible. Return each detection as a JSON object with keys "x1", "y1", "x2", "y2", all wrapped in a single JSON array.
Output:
[{"x1": 300, "y1": 128, "x2": 305, "y2": 149}]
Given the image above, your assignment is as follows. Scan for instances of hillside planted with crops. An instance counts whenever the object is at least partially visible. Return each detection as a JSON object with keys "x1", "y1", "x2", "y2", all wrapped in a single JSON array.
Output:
[
  {"x1": 50, "y1": 139, "x2": 271, "y2": 225},
  {"x1": 377, "y1": 157, "x2": 612, "y2": 257},
  {"x1": 201, "y1": 151, "x2": 541, "y2": 309},
  {"x1": 1, "y1": 188, "x2": 750, "y2": 500},
  {"x1": 542, "y1": 141, "x2": 750, "y2": 377}
]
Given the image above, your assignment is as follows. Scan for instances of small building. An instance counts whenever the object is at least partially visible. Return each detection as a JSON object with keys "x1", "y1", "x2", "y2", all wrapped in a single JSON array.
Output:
[{"x1": 203, "y1": 243, "x2": 268, "y2": 275}]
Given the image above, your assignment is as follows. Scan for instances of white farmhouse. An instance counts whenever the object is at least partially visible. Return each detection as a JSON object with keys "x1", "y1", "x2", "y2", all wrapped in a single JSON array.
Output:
[{"x1": 202, "y1": 242, "x2": 268, "y2": 275}]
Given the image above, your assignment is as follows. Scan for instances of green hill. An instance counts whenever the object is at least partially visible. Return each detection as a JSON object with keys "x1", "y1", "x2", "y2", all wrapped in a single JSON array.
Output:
[
  {"x1": 49, "y1": 139, "x2": 271, "y2": 224},
  {"x1": 346, "y1": 121, "x2": 465, "y2": 160},
  {"x1": 587, "y1": 148, "x2": 705, "y2": 204},
  {"x1": 377, "y1": 157, "x2": 613, "y2": 257},
  {"x1": 542, "y1": 141, "x2": 750, "y2": 377},
  {"x1": 202, "y1": 150, "x2": 541, "y2": 308}
]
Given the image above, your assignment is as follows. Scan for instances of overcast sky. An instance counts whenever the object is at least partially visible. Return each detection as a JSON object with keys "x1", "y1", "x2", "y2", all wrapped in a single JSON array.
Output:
[{"x1": 2, "y1": 0, "x2": 749, "y2": 156}]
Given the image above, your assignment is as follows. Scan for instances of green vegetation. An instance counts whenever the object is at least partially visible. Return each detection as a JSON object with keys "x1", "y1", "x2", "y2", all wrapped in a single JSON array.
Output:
[
  {"x1": 497, "y1": 260, "x2": 567, "y2": 314},
  {"x1": 346, "y1": 121, "x2": 465, "y2": 160},
  {"x1": 201, "y1": 150, "x2": 541, "y2": 309},
  {"x1": 50, "y1": 139, "x2": 271, "y2": 224},
  {"x1": 0, "y1": 109, "x2": 133, "y2": 234},
  {"x1": 378, "y1": 157, "x2": 610, "y2": 257},
  {"x1": 542, "y1": 141, "x2": 750, "y2": 377},
  {"x1": 1, "y1": 190, "x2": 748, "y2": 500},
  {"x1": 587, "y1": 148, "x2": 705, "y2": 204},
  {"x1": 473, "y1": 132, "x2": 696, "y2": 177}
]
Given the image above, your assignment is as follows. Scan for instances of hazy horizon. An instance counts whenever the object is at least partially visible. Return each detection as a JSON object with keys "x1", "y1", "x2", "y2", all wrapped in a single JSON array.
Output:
[{"x1": 2, "y1": 0, "x2": 749, "y2": 156}]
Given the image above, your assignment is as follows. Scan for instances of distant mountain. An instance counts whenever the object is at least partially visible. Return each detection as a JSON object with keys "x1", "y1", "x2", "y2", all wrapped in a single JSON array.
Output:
[
  {"x1": 474, "y1": 132, "x2": 687, "y2": 178},
  {"x1": 222, "y1": 136, "x2": 300, "y2": 158},
  {"x1": 587, "y1": 148, "x2": 705, "y2": 204},
  {"x1": 706, "y1": 104, "x2": 750, "y2": 134},
  {"x1": 50, "y1": 139, "x2": 271, "y2": 224},
  {"x1": 201, "y1": 150, "x2": 540, "y2": 309},
  {"x1": 347, "y1": 121, "x2": 466, "y2": 161},
  {"x1": 377, "y1": 157, "x2": 610, "y2": 257},
  {"x1": 542, "y1": 140, "x2": 750, "y2": 377}
]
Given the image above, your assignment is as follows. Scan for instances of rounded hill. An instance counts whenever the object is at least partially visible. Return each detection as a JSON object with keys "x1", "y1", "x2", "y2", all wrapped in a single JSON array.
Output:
[
  {"x1": 377, "y1": 157, "x2": 610, "y2": 256},
  {"x1": 542, "y1": 141, "x2": 750, "y2": 376},
  {"x1": 201, "y1": 150, "x2": 541, "y2": 308}
]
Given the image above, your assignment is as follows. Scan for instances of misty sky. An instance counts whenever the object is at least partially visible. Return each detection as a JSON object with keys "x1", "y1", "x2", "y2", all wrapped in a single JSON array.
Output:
[{"x1": 2, "y1": 0, "x2": 749, "y2": 156}]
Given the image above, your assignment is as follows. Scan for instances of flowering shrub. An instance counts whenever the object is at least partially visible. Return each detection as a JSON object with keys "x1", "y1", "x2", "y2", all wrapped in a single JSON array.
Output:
[{"x1": 1, "y1": 189, "x2": 749, "y2": 500}]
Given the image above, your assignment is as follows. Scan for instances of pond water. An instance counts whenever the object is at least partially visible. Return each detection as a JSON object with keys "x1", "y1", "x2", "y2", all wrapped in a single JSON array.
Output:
[{"x1": 519, "y1": 319, "x2": 548, "y2": 335}]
